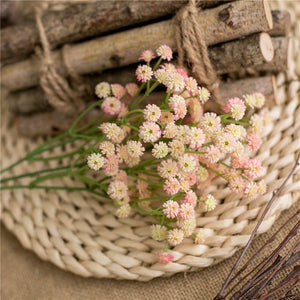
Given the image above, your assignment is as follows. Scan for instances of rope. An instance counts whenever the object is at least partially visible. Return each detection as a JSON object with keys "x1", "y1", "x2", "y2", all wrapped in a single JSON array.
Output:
[
  {"x1": 35, "y1": 7, "x2": 85, "y2": 114},
  {"x1": 174, "y1": 0, "x2": 220, "y2": 103}
]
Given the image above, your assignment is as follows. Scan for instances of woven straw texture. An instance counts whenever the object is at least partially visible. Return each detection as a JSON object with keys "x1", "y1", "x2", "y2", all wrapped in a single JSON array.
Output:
[{"x1": 1, "y1": 1, "x2": 300, "y2": 282}]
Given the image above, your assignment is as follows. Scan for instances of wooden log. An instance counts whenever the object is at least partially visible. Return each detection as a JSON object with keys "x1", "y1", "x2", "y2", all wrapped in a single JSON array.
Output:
[
  {"x1": 1, "y1": 0, "x2": 233, "y2": 62},
  {"x1": 13, "y1": 76, "x2": 277, "y2": 137},
  {"x1": 1, "y1": 0, "x2": 273, "y2": 92},
  {"x1": 248, "y1": 37, "x2": 291, "y2": 72},
  {"x1": 8, "y1": 32, "x2": 275, "y2": 115},
  {"x1": 204, "y1": 76, "x2": 277, "y2": 113},
  {"x1": 210, "y1": 32, "x2": 273, "y2": 75},
  {"x1": 269, "y1": 10, "x2": 291, "y2": 37}
]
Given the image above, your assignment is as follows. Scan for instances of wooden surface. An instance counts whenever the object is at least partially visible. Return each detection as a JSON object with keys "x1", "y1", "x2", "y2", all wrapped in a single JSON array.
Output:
[{"x1": 1, "y1": 0, "x2": 273, "y2": 92}]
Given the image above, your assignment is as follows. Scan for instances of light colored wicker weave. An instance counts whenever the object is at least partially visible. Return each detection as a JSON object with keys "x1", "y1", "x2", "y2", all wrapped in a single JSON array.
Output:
[{"x1": 1, "y1": 1, "x2": 299, "y2": 281}]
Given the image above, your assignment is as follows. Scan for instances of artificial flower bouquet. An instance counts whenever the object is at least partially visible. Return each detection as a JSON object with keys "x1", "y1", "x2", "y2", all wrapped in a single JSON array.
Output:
[{"x1": 1, "y1": 45, "x2": 269, "y2": 264}]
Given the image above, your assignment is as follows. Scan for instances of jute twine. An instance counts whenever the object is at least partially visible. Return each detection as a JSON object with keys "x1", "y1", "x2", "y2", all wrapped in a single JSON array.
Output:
[
  {"x1": 34, "y1": 7, "x2": 86, "y2": 115},
  {"x1": 174, "y1": 0, "x2": 220, "y2": 103},
  {"x1": 1, "y1": 2, "x2": 300, "y2": 281}
]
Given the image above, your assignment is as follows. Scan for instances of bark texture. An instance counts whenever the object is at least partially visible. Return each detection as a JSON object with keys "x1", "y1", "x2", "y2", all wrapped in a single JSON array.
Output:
[
  {"x1": 1, "y1": 0, "x2": 233, "y2": 62},
  {"x1": 1, "y1": 0, "x2": 273, "y2": 92},
  {"x1": 204, "y1": 76, "x2": 277, "y2": 113},
  {"x1": 8, "y1": 32, "x2": 275, "y2": 115},
  {"x1": 250, "y1": 37, "x2": 291, "y2": 72},
  {"x1": 269, "y1": 10, "x2": 291, "y2": 37}
]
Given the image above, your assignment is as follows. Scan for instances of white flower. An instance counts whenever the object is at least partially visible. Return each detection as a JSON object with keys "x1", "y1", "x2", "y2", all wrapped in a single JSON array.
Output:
[
  {"x1": 143, "y1": 104, "x2": 161, "y2": 122},
  {"x1": 95, "y1": 82, "x2": 111, "y2": 98},
  {"x1": 178, "y1": 154, "x2": 197, "y2": 173},
  {"x1": 126, "y1": 140, "x2": 145, "y2": 158},
  {"x1": 205, "y1": 194, "x2": 217, "y2": 211},
  {"x1": 107, "y1": 180, "x2": 128, "y2": 201},
  {"x1": 139, "y1": 121, "x2": 161, "y2": 143},
  {"x1": 198, "y1": 87, "x2": 210, "y2": 103},
  {"x1": 87, "y1": 153, "x2": 104, "y2": 170},
  {"x1": 151, "y1": 224, "x2": 168, "y2": 241},
  {"x1": 116, "y1": 204, "x2": 131, "y2": 218},
  {"x1": 168, "y1": 228, "x2": 184, "y2": 246},
  {"x1": 152, "y1": 142, "x2": 169, "y2": 159}
]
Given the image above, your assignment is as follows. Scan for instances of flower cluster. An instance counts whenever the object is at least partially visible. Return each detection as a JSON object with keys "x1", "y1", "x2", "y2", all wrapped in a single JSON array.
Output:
[{"x1": 88, "y1": 46, "x2": 268, "y2": 263}]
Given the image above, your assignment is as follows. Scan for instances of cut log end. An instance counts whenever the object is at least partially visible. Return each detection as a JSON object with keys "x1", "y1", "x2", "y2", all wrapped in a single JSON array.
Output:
[
  {"x1": 260, "y1": 32, "x2": 274, "y2": 62},
  {"x1": 271, "y1": 75, "x2": 278, "y2": 105},
  {"x1": 263, "y1": 0, "x2": 274, "y2": 30}
]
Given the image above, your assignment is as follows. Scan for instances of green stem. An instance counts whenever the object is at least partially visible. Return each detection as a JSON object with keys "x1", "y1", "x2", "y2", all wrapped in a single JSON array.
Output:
[
  {"x1": 129, "y1": 174, "x2": 162, "y2": 187},
  {"x1": 132, "y1": 81, "x2": 160, "y2": 109},
  {"x1": 222, "y1": 119, "x2": 250, "y2": 126},
  {"x1": 128, "y1": 83, "x2": 146, "y2": 109},
  {"x1": 29, "y1": 171, "x2": 71, "y2": 187},
  {"x1": 123, "y1": 124, "x2": 139, "y2": 132},
  {"x1": 0, "y1": 185, "x2": 89, "y2": 191},
  {"x1": 0, "y1": 164, "x2": 84, "y2": 184},
  {"x1": 69, "y1": 100, "x2": 102, "y2": 135},
  {"x1": 186, "y1": 150, "x2": 206, "y2": 155}
]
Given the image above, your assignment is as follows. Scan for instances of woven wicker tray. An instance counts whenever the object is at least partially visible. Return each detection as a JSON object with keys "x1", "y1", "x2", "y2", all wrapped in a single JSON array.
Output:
[{"x1": 1, "y1": 1, "x2": 300, "y2": 282}]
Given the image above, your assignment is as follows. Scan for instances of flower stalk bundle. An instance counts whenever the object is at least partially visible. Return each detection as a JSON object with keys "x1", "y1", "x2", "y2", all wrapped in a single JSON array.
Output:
[
  {"x1": 215, "y1": 154, "x2": 300, "y2": 300},
  {"x1": 1, "y1": 45, "x2": 271, "y2": 263}
]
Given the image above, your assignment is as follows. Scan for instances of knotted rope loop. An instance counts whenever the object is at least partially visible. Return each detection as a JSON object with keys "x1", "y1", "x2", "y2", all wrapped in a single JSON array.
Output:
[
  {"x1": 35, "y1": 7, "x2": 85, "y2": 115},
  {"x1": 174, "y1": 0, "x2": 220, "y2": 103}
]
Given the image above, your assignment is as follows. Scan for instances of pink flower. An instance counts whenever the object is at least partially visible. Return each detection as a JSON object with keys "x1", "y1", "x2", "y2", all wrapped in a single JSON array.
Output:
[
  {"x1": 113, "y1": 170, "x2": 128, "y2": 183},
  {"x1": 156, "y1": 45, "x2": 173, "y2": 61},
  {"x1": 176, "y1": 68, "x2": 188, "y2": 78},
  {"x1": 205, "y1": 145, "x2": 222, "y2": 164},
  {"x1": 244, "y1": 158, "x2": 263, "y2": 180},
  {"x1": 157, "y1": 252, "x2": 174, "y2": 264},
  {"x1": 184, "y1": 173, "x2": 197, "y2": 188},
  {"x1": 102, "y1": 154, "x2": 119, "y2": 176},
  {"x1": 125, "y1": 83, "x2": 139, "y2": 97},
  {"x1": 231, "y1": 155, "x2": 248, "y2": 168},
  {"x1": 163, "y1": 200, "x2": 179, "y2": 218},
  {"x1": 184, "y1": 190, "x2": 197, "y2": 207},
  {"x1": 169, "y1": 95, "x2": 187, "y2": 120},
  {"x1": 111, "y1": 84, "x2": 125, "y2": 100},
  {"x1": 101, "y1": 97, "x2": 122, "y2": 116},
  {"x1": 228, "y1": 177, "x2": 246, "y2": 193},
  {"x1": 164, "y1": 177, "x2": 180, "y2": 195},
  {"x1": 107, "y1": 180, "x2": 128, "y2": 201},
  {"x1": 136, "y1": 65, "x2": 153, "y2": 82},
  {"x1": 224, "y1": 97, "x2": 246, "y2": 121},
  {"x1": 179, "y1": 203, "x2": 195, "y2": 220},
  {"x1": 247, "y1": 133, "x2": 261, "y2": 152},
  {"x1": 186, "y1": 98, "x2": 204, "y2": 124},
  {"x1": 139, "y1": 49, "x2": 155, "y2": 62},
  {"x1": 186, "y1": 127, "x2": 206, "y2": 150},
  {"x1": 139, "y1": 121, "x2": 161, "y2": 143}
]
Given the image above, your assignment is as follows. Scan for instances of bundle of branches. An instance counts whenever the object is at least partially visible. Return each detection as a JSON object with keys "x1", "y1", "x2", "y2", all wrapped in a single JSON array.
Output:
[
  {"x1": 0, "y1": 0, "x2": 292, "y2": 136},
  {"x1": 214, "y1": 154, "x2": 300, "y2": 300}
]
